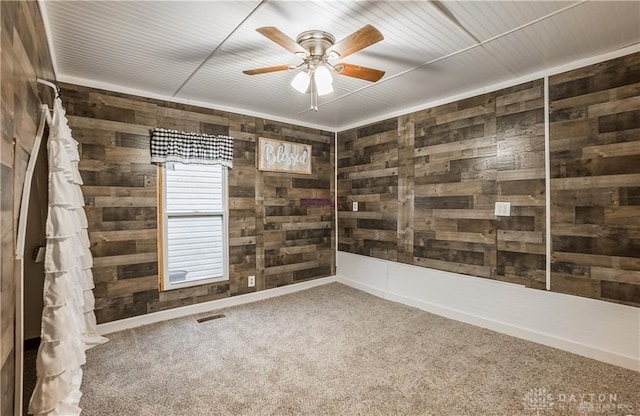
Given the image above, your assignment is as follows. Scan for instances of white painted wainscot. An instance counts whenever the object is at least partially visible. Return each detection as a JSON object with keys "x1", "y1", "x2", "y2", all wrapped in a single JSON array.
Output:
[{"x1": 336, "y1": 251, "x2": 640, "y2": 372}]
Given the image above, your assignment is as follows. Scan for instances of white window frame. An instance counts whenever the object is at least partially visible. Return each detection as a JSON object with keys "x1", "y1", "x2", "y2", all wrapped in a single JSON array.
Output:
[{"x1": 159, "y1": 163, "x2": 229, "y2": 291}]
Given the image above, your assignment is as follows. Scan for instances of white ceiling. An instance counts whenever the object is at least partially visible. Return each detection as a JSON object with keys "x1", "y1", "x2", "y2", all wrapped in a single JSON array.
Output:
[{"x1": 41, "y1": 0, "x2": 640, "y2": 131}]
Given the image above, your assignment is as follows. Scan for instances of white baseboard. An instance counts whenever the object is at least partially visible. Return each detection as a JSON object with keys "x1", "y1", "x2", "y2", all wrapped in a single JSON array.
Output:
[
  {"x1": 337, "y1": 252, "x2": 640, "y2": 372},
  {"x1": 382, "y1": 290, "x2": 638, "y2": 372},
  {"x1": 97, "y1": 276, "x2": 337, "y2": 335},
  {"x1": 338, "y1": 277, "x2": 386, "y2": 299}
]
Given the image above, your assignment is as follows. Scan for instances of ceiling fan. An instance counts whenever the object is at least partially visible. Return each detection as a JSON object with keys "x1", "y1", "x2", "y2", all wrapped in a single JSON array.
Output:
[{"x1": 243, "y1": 25, "x2": 385, "y2": 111}]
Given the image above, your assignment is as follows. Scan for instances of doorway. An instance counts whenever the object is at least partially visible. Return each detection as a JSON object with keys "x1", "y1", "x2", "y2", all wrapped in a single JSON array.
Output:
[{"x1": 21, "y1": 127, "x2": 48, "y2": 414}]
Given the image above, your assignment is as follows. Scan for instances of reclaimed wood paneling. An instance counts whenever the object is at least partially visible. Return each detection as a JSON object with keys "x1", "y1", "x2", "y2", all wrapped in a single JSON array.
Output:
[
  {"x1": 412, "y1": 92, "x2": 498, "y2": 279},
  {"x1": 337, "y1": 119, "x2": 399, "y2": 261},
  {"x1": 495, "y1": 80, "x2": 547, "y2": 288},
  {"x1": 257, "y1": 119, "x2": 334, "y2": 291},
  {"x1": 1, "y1": 1, "x2": 56, "y2": 413},
  {"x1": 338, "y1": 83, "x2": 546, "y2": 285},
  {"x1": 339, "y1": 53, "x2": 638, "y2": 307},
  {"x1": 60, "y1": 83, "x2": 335, "y2": 323},
  {"x1": 550, "y1": 52, "x2": 640, "y2": 306},
  {"x1": 338, "y1": 92, "x2": 508, "y2": 278},
  {"x1": 397, "y1": 114, "x2": 415, "y2": 264}
]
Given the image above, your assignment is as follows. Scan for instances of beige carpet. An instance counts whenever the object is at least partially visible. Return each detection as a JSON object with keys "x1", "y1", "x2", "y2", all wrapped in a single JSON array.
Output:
[{"x1": 79, "y1": 283, "x2": 639, "y2": 415}]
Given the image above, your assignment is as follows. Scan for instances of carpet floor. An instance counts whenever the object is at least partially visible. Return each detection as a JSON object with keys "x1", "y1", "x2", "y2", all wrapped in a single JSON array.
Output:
[{"x1": 77, "y1": 283, "x2": 639, "y2": 415}]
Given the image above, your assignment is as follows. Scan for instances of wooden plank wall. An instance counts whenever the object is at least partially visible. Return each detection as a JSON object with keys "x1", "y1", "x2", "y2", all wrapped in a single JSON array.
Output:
[
  {"x1": 338, "y1": 80, "x2": 546, "y2": 288},
  {"x1": 412, "y1": 92, "x2": 499, "y2": 279},
  {"x1": 339, "y1": 53, "x2": 640, "y2": 307},
  {"x1": 549, "y1": 52, "x2": 640, "y2": 305},
  {"x1": 496, "y1": 81, "x2": 547, "y2": 288},
  {"x1": 337, "y1": 119, "x2": 399, "y2": 260},
  {"x1": 59, "y1": 83, "x2": 335, "y2": 323},
  {"x1": 0, "y1": 2, "x2": 56, "y2": 414}
]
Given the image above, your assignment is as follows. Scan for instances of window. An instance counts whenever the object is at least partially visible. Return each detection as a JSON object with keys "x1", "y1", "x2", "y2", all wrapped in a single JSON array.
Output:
[{"x1": 159, "y1": 163, "x2": 228, "y2": 290}]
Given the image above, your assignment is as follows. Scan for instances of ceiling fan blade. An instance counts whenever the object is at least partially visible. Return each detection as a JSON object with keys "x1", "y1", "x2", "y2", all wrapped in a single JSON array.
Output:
[
  {"x1": 334, "y1": 63, "x2": 385, "y2": 82},
  {"x1": 256, "y1": 27, "x2": 305, "y2": 55},
  {"x1": 328, "y1": 25, "x2": 383, "y2": 59},
  {"x1": 243, "y1": 64, "x2": 292, "y2": 75}
]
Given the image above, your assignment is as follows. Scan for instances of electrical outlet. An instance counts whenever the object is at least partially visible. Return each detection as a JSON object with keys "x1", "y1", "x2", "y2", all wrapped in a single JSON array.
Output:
[
  {"x1": 352, "y1": 201, "x2": 358, "y2": 211},
  {"x1": 494, "y1": 201, "x2": 511, "y2": 217},
  {"x1": 248, "y1": 275, "x2": 255, "y2": 287}
]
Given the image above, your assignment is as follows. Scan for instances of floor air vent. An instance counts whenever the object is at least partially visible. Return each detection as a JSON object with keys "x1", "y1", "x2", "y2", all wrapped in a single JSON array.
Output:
[{"x1": 197, "y1": 313, "x2": 226, "y2": 323}]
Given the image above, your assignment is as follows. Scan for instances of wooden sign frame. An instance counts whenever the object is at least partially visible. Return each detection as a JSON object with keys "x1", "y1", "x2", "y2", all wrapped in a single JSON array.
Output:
[{"x1": 257, "y1": 137, "x2": 312, "y2": 174}]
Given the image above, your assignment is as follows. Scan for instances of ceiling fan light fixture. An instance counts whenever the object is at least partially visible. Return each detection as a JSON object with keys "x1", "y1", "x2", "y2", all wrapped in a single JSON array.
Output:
[
  {"x1": 291, "y1": 71, "x2": 310, "y2": 93},
  {"x1": 246, "y1": 25, "x2": 385, "y2": 111},
  {"x1": 314, "y1": 65, "x2": 334, "y2": 96}
]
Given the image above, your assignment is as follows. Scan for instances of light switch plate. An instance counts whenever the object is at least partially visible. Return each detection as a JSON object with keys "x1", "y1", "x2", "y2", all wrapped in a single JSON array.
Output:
[
  {"x1": 352, "y1": 201, "x2": 358, "y2": 212},
  {"x1": 494, "y1": 201, "x2": 511, "y2": 216}
]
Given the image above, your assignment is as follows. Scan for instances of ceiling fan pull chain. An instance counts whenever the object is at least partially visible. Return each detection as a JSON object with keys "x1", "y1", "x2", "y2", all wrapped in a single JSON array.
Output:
[{"x1": 310, "y1": 74, "x2": 318, "y2": 112}]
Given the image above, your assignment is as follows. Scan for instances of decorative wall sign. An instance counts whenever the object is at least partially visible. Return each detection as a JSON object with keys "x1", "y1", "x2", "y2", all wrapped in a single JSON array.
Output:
[{"x1": 257, "y1": 137, "x2": 312, "y2": 174}]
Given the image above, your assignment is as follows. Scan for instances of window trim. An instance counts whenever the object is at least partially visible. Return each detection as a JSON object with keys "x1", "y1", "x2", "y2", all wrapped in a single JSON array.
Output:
[{"x1": 158, "y1": 164, "x2": 229, "y2": 291}]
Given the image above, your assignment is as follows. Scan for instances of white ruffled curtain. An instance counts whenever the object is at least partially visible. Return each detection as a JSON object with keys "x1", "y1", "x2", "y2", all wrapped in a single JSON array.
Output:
[{"x1": 29, "y1": 96, "x2": 108, "y2": 415}]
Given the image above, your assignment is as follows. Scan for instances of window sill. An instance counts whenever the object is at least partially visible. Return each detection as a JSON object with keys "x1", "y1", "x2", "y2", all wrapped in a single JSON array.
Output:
[{"x1": 162, "y1": 276, "x2": 228, "y2": 291}]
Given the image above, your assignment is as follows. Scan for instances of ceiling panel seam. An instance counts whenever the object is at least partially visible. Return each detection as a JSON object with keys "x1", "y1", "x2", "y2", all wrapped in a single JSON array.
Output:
[
  {"x1": 172, "y1": 0, "x2": 266, "y2": 97},
  {"x1": 306, "y1": 0, "x2": 587, "y2": 115},
  {"x1": 429, "y1": 0, "x2": 482, "y2": 44},
  {"x1": 476, "y1": 0, "x2": 586, "y2": 47},
  {"x1": 42, "y1": 0, "x2": 638, "y2": 131}
]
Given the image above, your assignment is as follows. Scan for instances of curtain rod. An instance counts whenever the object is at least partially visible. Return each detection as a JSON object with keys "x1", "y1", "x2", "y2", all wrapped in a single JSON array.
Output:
[{"x1": 37, "y1": 78, "x2": 60, "y2": 96}]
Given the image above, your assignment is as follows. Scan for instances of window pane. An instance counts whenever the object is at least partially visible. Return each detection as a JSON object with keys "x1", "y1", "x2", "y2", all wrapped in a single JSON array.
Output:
[
  {"x1": 166, "y1": 164, "x2": 223, "y2": 213},
  {"x1": 167, "y1": 215, "x2": 224, "y2": 282}
]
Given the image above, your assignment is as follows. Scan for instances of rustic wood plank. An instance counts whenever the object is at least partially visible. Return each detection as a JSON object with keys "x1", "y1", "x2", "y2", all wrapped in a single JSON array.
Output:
[
  {"x1": 67, "y1": 115, "x2": 152, "y2": 135},
  {"x1": 107, "y1": 276, "x2": 158, "y2": 297},
  {"x1": 551, "y1": 174, "x2": 640, "y2": 190},
  {"x1": 582, "y1": 140, "x2": 640, "y2": 158},
  {"x1": 93, "y1": 252, "x2": 158, "y2": 268},
  {"x1": 550, "y1": 52, "x2": 640, "y2": 307},
  {"x1": 604, "y1": 206, "x2": 640, "y2": 225},
  {"x1": 397, "y1": 113, "x2": 414, "y2": 263},
  {"x1": 498, "y1": 230, "x2": 544, "y2": 244},
  {"x1": 591, "y1": 267, "x2": 640, "y2": 284},
  {"x1": 414, "y1": 136, "x2": 496, "y2": 157},
  {"x1": 90, "y1": 229, "x2": 156, "y2": 243},
  {"x1": 60, "y1": 81, "x2": 334, "y2": 322},
  {"x1": 263, "y1": 260, "x2": 319, "y2": 275}
]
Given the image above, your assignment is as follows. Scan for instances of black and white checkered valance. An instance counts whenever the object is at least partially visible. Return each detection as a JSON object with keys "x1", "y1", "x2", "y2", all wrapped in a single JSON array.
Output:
[{"x1": 150, "y1": 128, "x2": 233, "y2": 168}]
